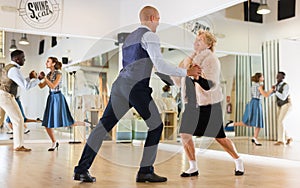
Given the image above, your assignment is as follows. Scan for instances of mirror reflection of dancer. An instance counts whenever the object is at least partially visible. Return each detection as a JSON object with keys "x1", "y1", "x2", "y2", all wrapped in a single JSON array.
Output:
[
  {"x1": 6, "y1": 96, "x2": 42, "y2": 139},
  {"x1": 273, "y1": 72, "x2": 292, "y2": 146},
  {"x1": 39, "y1": 57, "x2": 90, "y2": 151},
  {"x1": 0, "y1": 50, "x2": 44, "y2": 151},
  {"x1": 172, "y1": 30, "x2": 244, "y2": 177},
  {"x1": 226, "y1": 73, "x2": 273, "y2": 146},
  {"x1": 73, "y1": 5, "x2": 201, "y2": 183},
  {"x1": 39, "y1": 57, "x2": 75, "y2": 151}
]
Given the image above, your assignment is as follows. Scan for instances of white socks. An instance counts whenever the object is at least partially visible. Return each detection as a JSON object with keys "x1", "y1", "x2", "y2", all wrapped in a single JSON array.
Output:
[
  {"x1": 234, "y1": 157, "x2": 244, "y2": 172},
  {"x1": 185, "y1": 160, "x2": 198, "y2": 173},
  {"x1": 185, "y1": 159, "x2": 243, "y2": 174}
]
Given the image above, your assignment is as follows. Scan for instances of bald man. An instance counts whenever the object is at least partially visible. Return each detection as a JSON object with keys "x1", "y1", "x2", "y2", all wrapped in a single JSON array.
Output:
[{"x1": 73, "y1": 6, "x2": 201, "y2": 183}]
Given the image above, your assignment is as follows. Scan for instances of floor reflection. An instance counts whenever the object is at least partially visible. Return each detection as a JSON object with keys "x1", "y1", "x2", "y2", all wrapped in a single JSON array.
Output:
[{"x1": 0, "y1": 124, "x2": 299, "y2": 161}]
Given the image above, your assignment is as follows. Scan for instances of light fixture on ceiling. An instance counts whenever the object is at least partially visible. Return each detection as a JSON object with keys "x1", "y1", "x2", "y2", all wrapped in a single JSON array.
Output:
[
  {"x1": 9, "y1": 39, "x2": 17, "y2": 52},
  {"x1": 257, "y1": 0, "x2": 271, "y2": 15},
  {"x1": 19, "y1": 33, "x2": 29, "y2": 45}
]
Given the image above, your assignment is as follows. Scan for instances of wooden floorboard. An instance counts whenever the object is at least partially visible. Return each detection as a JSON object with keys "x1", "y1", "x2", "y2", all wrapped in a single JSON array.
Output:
[
  {"x1": 0, "y1": 140, "x2": 300, "y2": 188},
  {"x1": 1, "y1": 124, "x2": 300, "y2": 187}
]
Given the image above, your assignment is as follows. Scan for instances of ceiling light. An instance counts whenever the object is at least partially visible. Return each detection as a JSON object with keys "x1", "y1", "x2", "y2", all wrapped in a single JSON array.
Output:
[
  {"x1": 257, "y1": 0, "x2": 271, "y2": 15},
  {"x1": 9, "y1": 39, "x2": 17, "y2": 52},
  {"x1": 19, "y1": 33, "x2": 29, "y2": 45}
]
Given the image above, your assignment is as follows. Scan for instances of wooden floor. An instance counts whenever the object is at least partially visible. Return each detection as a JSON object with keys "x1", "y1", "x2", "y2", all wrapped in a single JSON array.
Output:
[
  {"x1": 0, "y1": 140, "x2": 300, "y2": 187},
  {"x1": 1, "y1": 124, "x2": 300, "y2": 187}
]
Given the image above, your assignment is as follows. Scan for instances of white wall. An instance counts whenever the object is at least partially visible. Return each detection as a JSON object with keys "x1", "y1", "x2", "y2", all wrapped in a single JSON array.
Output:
[
  {"x1": 0, "y1": 0, "x2": 244, "y2": 38},
  {"x1": 0, "y1": 0, "x2": 122, "y2": 38},
  {"x1": 119, "y1": 0, "x2": 245, "y2": 27},
  {"x1": 44, "y1": 37, "x2": 98, "y2": 64},
  {"x1": 220, "y1": 55, "x2": 236, "y2": 98},
  {"x1": 279, "y1": 39, "x2": 300, "y2": 141},
  {"x1": 263, "y1": 0, "x2": 300, "y2": 41},
  {"x1": 220, "y1": 55, "x2": 236, "y2": 122}
]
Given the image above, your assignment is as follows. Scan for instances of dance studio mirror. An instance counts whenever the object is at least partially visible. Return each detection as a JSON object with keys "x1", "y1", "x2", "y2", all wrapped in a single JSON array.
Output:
[
  {"x1": 155, "y1": 1, "x2": 300, "y2": 161},
  {"x1": 0, "y1": 32, "x2": 100, "y2": 142},
  {"x1": 179, "y1": 0, "x2": 300, "y2": 161},
  {"x1": 1, "y1": 1, "x2": 300, "y2": 162}
]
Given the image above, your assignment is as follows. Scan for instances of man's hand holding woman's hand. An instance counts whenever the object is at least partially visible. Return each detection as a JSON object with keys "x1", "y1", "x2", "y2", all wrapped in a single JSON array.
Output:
[
  {"x1": 187, "y1": 64, "x2": 201, "y2": 78},
  {"x1": 38, "y1": 71, "x2": 45, "y2": 80},
  {"x1": 29, "y1": 70, "x2": 38, "y2": 79}
]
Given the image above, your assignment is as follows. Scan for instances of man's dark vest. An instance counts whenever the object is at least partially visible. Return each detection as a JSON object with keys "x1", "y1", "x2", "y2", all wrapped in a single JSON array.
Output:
[
  {"x1": 276, "y1": 82, "x2": 289, "y2": 107},
  {"x1": 119, "y1": 27, "x2": 153, "y2": 84},
  {"x1": 0, "y1": 64, "x2": 18, "y2": 96}
]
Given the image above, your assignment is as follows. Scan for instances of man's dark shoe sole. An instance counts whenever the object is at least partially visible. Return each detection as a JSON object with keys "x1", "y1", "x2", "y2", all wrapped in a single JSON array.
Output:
[
  {"x1": 136, "y1": 173, "x2": 167, "y2": 183},
  {"x1": 73, "y1": 172, "x2": 96, "y2": 182},
  {"x1": 180, "y1": 171, "x2": 199, "y2": 177}
]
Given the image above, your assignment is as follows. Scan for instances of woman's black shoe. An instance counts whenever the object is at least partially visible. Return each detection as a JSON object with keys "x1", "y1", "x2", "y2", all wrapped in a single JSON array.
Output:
[
  {"x1": 251, "y1": 139, "x2": 262, "y2": 146},
  {"x1": 235, "y1": 170, "x2": 244, "y2": 176},
  {"x1": 48, "y1": 141, "x2": 59, "y2": 151},
  {"x1": 180, "y1": 171, "x2": 199, "y2": 177},
  {"x1": 36, "y1": 118, "x2": 43, "y2": 122},
  {"x1": 225, "y1": 120, "x2": 234, "y2": 128}
]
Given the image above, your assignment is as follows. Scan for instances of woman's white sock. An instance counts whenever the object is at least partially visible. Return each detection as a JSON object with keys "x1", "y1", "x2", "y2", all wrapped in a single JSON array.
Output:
[
  {"x1": 234, "y1": 157, "x2": 244, "y2": 172},
  {"x1": 185, "y1": 160, "x2": 198, "y2": 173}
]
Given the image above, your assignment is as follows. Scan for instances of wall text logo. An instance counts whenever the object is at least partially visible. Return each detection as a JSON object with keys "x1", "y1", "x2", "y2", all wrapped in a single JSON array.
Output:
[{"x1": 18, "y1": 0, "x2": 60, "y2": 29}]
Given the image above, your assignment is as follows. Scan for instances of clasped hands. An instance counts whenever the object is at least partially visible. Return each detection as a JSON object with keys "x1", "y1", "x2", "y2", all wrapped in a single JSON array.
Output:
[
  {"x1": 187, "y1": 64, "x2": 202, "y2": 78},
  {"x1": 271, "y1": 85, "x2": 276, "y2": 93},
  {"x1": 29, "y1": 70, "x2": 45, "y2": 80}
]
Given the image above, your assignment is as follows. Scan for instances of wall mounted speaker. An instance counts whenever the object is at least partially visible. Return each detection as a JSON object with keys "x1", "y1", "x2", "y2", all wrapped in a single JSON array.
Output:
[
  {"x1": 62, "y1": 57, "x2": 68, "y2": 64},
  {"x1": 51, "y1": 36, "x2": 57, "y2": 47},
  {"x1": 278, "y1": 0, "x2": 295, "y2": 21},
  {"x1": 38, "y1": 40, "x2": 45, "y2": 55},
  {"x1": 244, "y1": 1, "x2": 263, "y2": 23}
]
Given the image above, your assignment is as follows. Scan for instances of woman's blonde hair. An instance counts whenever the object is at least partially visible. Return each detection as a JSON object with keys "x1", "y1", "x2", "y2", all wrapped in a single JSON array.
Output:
[{"x1": 197, "y1": 30, "x2": 217, "y2": 52}]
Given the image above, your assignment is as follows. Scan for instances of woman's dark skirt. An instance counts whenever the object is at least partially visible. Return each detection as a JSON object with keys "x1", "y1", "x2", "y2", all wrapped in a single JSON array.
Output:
[{"x1": 179, "y1": 102, "x2": 226, "y2": 138}]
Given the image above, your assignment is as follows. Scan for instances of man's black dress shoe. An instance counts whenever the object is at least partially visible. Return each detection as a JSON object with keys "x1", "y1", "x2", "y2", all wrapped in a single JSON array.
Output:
[
  {"x1": 180, "y1": 171, "x2": 199, "y2": 177},
  {"x1": 235, "y1": 170, "x2": 244, "y2": 176},
  {"x1": 73, "y1": 171, "x2": 96, "y2": 182},
  {"x1": 136, "y1": 172, "x2": 167, "y2": 182}
]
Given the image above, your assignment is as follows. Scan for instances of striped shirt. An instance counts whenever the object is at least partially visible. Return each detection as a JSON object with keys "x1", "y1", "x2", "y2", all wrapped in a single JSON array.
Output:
[
  {"x1": 46, "y1": 70, "x2": 62, "y2": 92},
  {"x1": 251, "y1": 82, "x2": 262, "y2": 99}
]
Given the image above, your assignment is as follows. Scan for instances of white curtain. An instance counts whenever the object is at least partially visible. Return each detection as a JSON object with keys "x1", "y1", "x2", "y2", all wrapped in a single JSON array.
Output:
[
  {"x1": 262, "y1": 40, "x2": 279, "y2": 141},
  {"x1": 234, "y1": 40, "x2": 279, "y2": 140},
  {"x1": 235, "y1": 55, "x2": 252, "y2": 137}
]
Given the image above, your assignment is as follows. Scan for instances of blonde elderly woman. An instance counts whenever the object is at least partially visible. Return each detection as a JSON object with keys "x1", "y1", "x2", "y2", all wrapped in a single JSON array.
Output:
[{"x1": 172, "y1": 30, "x2": 244, "y2": 177}]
